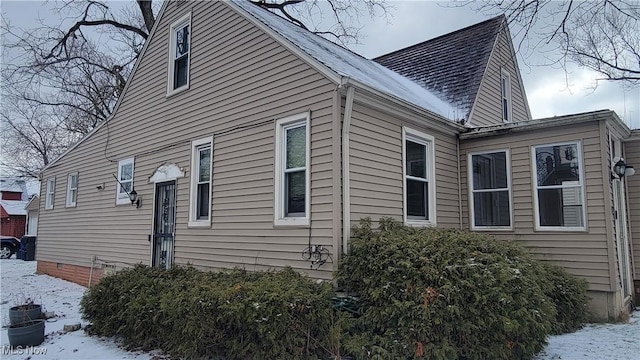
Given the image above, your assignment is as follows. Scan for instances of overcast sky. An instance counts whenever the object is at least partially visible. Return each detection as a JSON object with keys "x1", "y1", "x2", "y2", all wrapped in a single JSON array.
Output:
[
  {"x1": 347, "y1": 1, "x2": 640, "y2": 129},
  {"x1": 2, "y1": 0, "x2": 639, "y2": 129}
]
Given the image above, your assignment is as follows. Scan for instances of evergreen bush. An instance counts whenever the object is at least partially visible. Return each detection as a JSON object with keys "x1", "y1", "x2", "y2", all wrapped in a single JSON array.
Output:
[
  {"x1": 81, "y1": 219, "x2": 590, "y2": 360},
  {"x1": 337, "y1": 218, "x2": 556, "y2": 360},
  {"x1": 540, "y1": 263, "x2": 589, "y2": 334},
  {"x1": 81, "y1": 265, "x2": 337, "y2": 359}
]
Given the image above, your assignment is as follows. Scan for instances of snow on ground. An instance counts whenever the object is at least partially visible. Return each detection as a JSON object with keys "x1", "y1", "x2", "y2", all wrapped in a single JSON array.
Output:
[
  {"x1": 1, "y1": 258, "x2": 639, "y2": 360},
  {"x1": 533, "y1": 311, "x2": 640, "y2": 360},
  {"x1": 0, "y1": 259, "x2": 155, "y2": 360}
]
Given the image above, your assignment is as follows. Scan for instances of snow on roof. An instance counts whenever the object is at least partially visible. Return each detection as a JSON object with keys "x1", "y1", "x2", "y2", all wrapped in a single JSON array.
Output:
[
  {"x1": 0, "y1": 200, "x2": 28, "y2": 216},
  {"x1": 0, "y1": 178, "x2": 27, "y2": 196},
  {"x1": 232, "y1": 1, "x2": 461, "y2": 120}
]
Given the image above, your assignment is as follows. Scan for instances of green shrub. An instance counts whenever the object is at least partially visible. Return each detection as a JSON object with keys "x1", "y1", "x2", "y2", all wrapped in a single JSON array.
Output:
[
  {"x1": 540, "y1": 263, "x2": 589, "y2": 334},
  {"x1": 81, "y1": 265, "x2": 337, "y2": 359},
  {"x1": 337, "y1": 218, "x2": 556, "y2": 360}
]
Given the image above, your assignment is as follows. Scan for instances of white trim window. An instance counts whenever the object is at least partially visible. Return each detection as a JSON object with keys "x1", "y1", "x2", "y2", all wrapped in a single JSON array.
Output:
[
  {"x1": 402, "y1": 127, "x2": 436, "y2": 226},
  {"x1": 501, "y1": 70, "x2": 512, "y2": 122},
  {"x1": 167, "y1": 13, "x2": 191, "y2": 95},
  {"x1": 469, "y1": 150, "x2": 512, "y2": 229},
  {"x1": 532, "y1": 141, "x2": 586, "y2": 230},
  {"x1": 189, "y1": 137, "x2": 213, "y2": 227},
  {"x1": 45, "y1": 178, "x2": 55, "y2": 210},
  {"x1": 66, "y1": 172, "x2": 79, "y2": 207},
  {"x1": 116, "y1": 158, "x2": 135, "y2": 205},
  {"x1": 274, "y1": 112, "x2": 310, "y2": 226}
]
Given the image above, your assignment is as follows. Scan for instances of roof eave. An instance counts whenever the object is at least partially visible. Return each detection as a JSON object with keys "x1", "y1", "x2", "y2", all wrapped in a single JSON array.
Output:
[
  {"x1": 627, "y1": 129, "x2": 640, "y2": 142},
  {"x1": 229, "y1": 1, "x2": 460, "y2": 133},
  {"x1": 460, "y1": 110, "x2": 625, "y2": 140},
  {"x1": 341, "y1": 77, "x2": 465, "y2": 135},
  {"x1": 24, "y1": 194, "x2": 39, "y2": 210}
]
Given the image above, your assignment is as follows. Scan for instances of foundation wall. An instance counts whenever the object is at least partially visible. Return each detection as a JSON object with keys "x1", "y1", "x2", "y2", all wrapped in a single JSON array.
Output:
[
  {"x1": 37, "y1": 260, "x2": 103, "y2": 287},
  {"x1": 586, "y1": 289, "x2": 631, "y2": 322}
]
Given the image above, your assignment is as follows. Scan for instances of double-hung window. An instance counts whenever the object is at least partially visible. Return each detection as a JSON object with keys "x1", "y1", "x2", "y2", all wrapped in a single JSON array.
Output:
[
  {"x1": 403, "y1": 127, "x2": 436, "y2": 226},
  {"x1": 167, "y1": 13, "x2": 191, "y2": 94},
  {"x1": 274, "y1": 113, "x2": 310, "y2": 226},
  {"x1": 189, "y1": 137, "x2": 212, "y2": 226},
  {"x1": 116, "y1": 158, "x2": 135, "y2": 205},
  {"x1": 532, "y1": 141, "x2": 586, "y2": 230},
  {"x1": 469, "y1": 151, "x2": 511, "y2": 229},
  {"x1": 501, "y1": 70, "x2": 512, "y2": 122},
  {"x1": 66, "y1": 172, "x2": 79, "y2": 207},
  {"x1": 45, "y1": 178, "x2": 55, "y2": 210}
]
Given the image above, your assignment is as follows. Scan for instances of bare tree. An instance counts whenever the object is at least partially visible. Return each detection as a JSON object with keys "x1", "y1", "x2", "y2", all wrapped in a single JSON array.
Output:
[
  {"x1": 1, "y1": 0, "x2": 390, "y2": 178},
  {"x1": 0, "y1": 90, "x2": 81, "y2": 178},
  {"x1": 253, "y1": 0, "x2": 390, "y2": 44},
  {"x1": 456, "y1": 0, "x2": 640, "y2": 85}
]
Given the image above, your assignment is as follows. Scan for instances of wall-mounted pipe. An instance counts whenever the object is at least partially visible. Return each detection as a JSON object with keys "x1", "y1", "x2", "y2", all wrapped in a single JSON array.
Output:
[{"x1": 342, "y1": 85, "x2": 355, "y2": 255}]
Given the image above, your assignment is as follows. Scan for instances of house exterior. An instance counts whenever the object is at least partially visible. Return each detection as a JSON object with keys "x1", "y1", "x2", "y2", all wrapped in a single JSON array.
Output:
[
  {"x1": 0, "y1": 178, "x2": 28, "y2": 238},
  {"x1": 36, "y1": 0, "x2": 638, "y2": 321},
  {"x1": 625, "y1": 131, "x2": 640, "y2": 303},
  {"x1": 25, "y1": 195, "x2": 39, "y2": 236}
]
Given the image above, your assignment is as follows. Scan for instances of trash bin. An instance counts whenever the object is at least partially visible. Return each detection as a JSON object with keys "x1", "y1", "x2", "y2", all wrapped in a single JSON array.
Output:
[
  {"x1": 16, "y1": 239, "x2": 25, "y2": 260},
  {"x1": 21, "y1": 236, "x2": 37, "y2": 261}
]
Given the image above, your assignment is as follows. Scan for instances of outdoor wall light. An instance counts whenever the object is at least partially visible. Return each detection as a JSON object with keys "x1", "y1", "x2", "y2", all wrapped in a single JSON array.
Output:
[
  {"x1": 112, "y1": 174, "x2": 142, "y2": 208},
  {"x1": 612, "y1": 157, "x2": 635, "y2": 180},
  {"x1": 128, "y1": 189, "x2": 142, "y2": 208}
]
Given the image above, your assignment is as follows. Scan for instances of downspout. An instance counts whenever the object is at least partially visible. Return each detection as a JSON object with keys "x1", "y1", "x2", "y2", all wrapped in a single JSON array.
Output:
[
  {"x1": 342, "y1": 83, "x2": 356, "y2": 255},
  {"x1": 456, "y1": 135, "x2": 463, "y2": 228}
]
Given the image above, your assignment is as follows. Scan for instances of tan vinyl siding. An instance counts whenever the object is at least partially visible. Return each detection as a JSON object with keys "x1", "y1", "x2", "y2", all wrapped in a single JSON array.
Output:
[
  {"x1": 470, "y1": 30, "x2": 529, "y2": 127},
  {"x1": 25, "y1": 197, "x2": 39, "y2": 212},
  {"x1": 38, "y1": 1, "x2": 337, "y2": 279},
  {"x1": 348, "y1": 101, "x2": 461, "y2": 229},
  {"x1": 623, "y1": 137, "x2": 640, "y2": 277},
  {"x1": 460, "y1": 121, "x2": 613, "y2": 291}
]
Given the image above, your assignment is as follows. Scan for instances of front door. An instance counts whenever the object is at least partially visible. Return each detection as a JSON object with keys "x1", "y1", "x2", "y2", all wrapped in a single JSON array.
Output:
[{"x1": 153, "y1": 181, "x2": 176, "y2": 269}]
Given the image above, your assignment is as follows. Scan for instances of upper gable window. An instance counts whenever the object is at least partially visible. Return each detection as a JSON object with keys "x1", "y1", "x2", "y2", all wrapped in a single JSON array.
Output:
[
  {"x1": 532, "y1": 142, "x2": 586, "y2": 231},
  {"x1": 167, "y1": 13, "x2": 191, "y2": 95},
  {"x1": 501, "y1": 70, "x2": 512, "y2": 122},
  {"x1": 66, "y1": 172, "x2": 79, "y2": 207},
  {"x1": 403, "y1": 127, "x2": 436, "y2": 226},
  {"x1": 116, "y1": 158, "x2": 135, "y2": 205}
]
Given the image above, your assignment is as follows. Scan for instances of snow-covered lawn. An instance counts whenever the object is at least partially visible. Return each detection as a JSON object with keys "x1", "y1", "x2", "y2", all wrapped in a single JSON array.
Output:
[
  {"x1": 1, "y1": 259, "x2": 155, "y2": 359},
  {"x1": 1, "y1": 258, "x2": 639, "y2": 359}
]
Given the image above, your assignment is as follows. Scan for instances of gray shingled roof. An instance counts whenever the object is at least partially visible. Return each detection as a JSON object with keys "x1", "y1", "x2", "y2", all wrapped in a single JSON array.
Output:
[{"x1": 373, "y1": 16, "x2": 506, "y2": 122}]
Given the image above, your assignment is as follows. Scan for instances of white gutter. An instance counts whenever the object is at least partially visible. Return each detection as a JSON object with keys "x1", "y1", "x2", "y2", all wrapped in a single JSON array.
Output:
[
  {"x1": 342, "y1": 84, "x2": 356, "y2": 255},
  {"x1": 460, "y1": 110, "x2": 626, "y2": 140}
]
